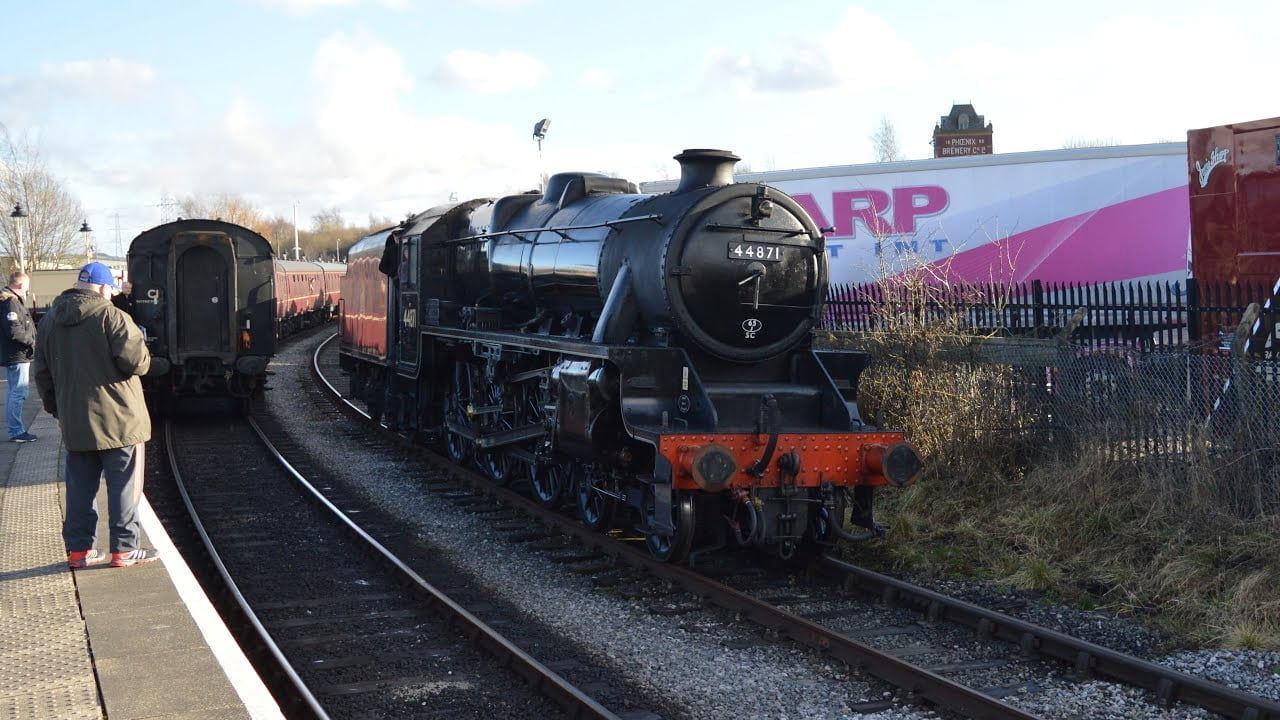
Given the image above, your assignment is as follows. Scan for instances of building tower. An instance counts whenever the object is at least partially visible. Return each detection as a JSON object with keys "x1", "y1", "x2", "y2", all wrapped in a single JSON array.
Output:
[{"x1": 933, "y1": 104, "x2": 993, "y2": 158}]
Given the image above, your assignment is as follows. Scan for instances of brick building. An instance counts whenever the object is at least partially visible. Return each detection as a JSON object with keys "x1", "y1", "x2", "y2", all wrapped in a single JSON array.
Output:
[{"x1": 933, "y1": 104, "x2": 994, "y2": 158}]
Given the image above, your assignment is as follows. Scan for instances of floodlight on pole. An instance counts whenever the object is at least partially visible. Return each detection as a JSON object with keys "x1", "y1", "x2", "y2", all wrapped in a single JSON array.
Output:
[
  {"x1": 10, "y1": 203, "x2": 28, "y2": 273},
  {"x1": 532, "y1": 118, "x2": 550, "y2": 151},
  {"x1": 532, "y1": 118, "x2": 550, "y2": 191}
]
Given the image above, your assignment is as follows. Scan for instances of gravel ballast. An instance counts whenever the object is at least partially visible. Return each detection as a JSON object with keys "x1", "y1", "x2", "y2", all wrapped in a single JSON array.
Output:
[{"x1": 262, "y1": 334, "x2": 1280, "y2": 719}]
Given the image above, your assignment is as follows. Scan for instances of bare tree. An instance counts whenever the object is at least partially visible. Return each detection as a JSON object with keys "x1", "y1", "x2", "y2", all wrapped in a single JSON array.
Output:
[
  {"x1": 306, "y1": 207, "x2": 348, "y2": 262},
  {"x1": 256, "y1": 210, "x2": 389, "y2": 262},
  {"x1": 1061, "y1": 137, "x2": 1121, "y2": 149},
  {"x1": 870, "y1": 115, "x2": 903, "y2": 162},
  {"x1": 310, "y1": 207, "x2": 345, "y2": 234},
  {"x1": 0, "y1": 124, "x2": 86, "y2": 271},
  {"x1": 258, "y1": 216, "x2": 295, "y2": 258},
  {"x1": 177, "y1": 192, "x2": 266, "y2": 230}
]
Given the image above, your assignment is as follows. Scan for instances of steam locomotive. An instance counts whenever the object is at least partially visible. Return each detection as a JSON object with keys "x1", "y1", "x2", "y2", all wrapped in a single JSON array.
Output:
[{"x1": 339, "y1": 150, "x2": 921, "y2": 562}]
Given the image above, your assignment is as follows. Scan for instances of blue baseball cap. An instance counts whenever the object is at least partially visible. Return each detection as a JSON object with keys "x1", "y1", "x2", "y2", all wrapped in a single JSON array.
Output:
[{"x1": 77, "y1": 262, "x2": 120, "y2": 290}]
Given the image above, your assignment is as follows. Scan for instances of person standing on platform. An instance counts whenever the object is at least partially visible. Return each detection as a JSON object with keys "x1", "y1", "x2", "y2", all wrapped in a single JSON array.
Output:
[
  {"x1": 111, "y1": 280, "x2": 135, "y2": 316},
  {"x1": 1, "y1": 271, "x2": 38, "y2": 443},
  {"x1": 33, "y1": 262, "x2": 159, "y2": 569}
]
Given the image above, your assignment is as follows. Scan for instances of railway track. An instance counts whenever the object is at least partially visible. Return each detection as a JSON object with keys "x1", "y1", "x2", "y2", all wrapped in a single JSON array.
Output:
[
  {"x1": 310, "y1": 331, "x2": 1280, "y2": 720},
  {"x1": 815, "y1": 557, "x2": 1280, "y2": 719},
  {"x1": 157, "y1": 410, "x2": 621, "y2": 719}
]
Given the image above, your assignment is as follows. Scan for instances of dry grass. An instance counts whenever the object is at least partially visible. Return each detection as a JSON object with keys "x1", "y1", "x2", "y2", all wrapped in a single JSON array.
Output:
[
  {"x1": 846, "y1": 426, "x2": 1280, "y2": 647},
  {"x1": 820, "y1": 281, "x2": 1280, "y2": 649}
]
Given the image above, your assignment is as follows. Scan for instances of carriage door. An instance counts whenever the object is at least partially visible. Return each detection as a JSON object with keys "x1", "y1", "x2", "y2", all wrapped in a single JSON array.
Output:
[
  {"x1": 396, "y1": 235, "x2": 420, "y2": 373},
  {"x1": 172, "y1": 233, "x2": 236, "y2": 360}
]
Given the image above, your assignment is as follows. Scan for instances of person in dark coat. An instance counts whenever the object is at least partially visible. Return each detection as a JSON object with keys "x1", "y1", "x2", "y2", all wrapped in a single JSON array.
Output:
[
  {"x1": 110, "y1": 280, "x2": 135, "y2": 316},
  {"x1": 0, "y1": 271, "x2": 37, "y2": 442},
  {"x1": 33, "y1": 262, "x2": 158, "y2": 569}
]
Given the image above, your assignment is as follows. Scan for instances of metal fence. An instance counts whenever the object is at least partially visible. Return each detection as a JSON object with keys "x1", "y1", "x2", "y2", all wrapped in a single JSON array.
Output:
[
  {"x1": 824, "y1": 278, "x2": 1280, "y2": 357},
  {"x1": 821, "y1": 278, "x2": 1280, "y2": 516}
]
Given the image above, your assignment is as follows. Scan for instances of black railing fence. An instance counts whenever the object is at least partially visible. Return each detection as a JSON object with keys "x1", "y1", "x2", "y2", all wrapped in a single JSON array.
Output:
[
  {"x1": 823, "y1": 278, "x2": 1280, "y2": 357},
  {"x1": 820, "y1": 278, "x2": 1280, "y2": 510}
]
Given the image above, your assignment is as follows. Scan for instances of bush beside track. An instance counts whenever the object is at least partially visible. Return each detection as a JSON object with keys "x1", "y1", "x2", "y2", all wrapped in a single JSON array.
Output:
[{"x1": 818, "y1": 318, "x2": 1280, "y2": 652}]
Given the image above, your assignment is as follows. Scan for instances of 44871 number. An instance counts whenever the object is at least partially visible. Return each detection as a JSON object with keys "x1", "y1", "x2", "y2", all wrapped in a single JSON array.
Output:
[{"x1": 727, "y1": 242, "x2": 785, "y2": 262}]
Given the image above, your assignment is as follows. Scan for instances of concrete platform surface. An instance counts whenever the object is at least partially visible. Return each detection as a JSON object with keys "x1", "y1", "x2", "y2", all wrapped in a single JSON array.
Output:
[{"x1": 0, "y1": 395, "x2": 282, "y2": 720}]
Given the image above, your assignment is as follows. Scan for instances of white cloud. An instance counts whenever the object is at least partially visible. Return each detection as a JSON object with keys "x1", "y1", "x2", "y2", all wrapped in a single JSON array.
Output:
[
  {"x1": 310, "y1": 32, "x2": 414, "y2": 118},
  {"x1": 941, "y1": 11, "x2": 1277, "y2": 151},
  {"x1": 251, "y1": 0, "x2": 405, "y2": 12},
  {"x1": 701, "y1": 8, "x2": 925, "y2": 96},
  {"x1": 579, "y1": 69, "x2": 613, "y2": 91},
  {"x1": 430, "y1": 49, "x2": 544, "y2": 95},
  {"x1": 39, "y1": 58, "x2": 157, "y2": 99},
  {"x1": 250, "y1": 0, "x2": 533, "y2": 9},
  {"x1": 137, "y1": 32, "x2": 548, "y2": 224}
]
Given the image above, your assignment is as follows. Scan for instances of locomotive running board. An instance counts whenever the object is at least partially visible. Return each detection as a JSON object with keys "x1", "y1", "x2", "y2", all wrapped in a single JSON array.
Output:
[
  {"x1": 446, "y1": 421, "x2": 546, "y2": 449},
  {"x1": 423, "y1": 326, "x2": 612, "y2": 358}
]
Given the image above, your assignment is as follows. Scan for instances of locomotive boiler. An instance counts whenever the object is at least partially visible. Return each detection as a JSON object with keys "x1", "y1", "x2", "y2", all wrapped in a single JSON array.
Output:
[{"x1": 340, "y1": 149, "x2": 921, "y2": 562}]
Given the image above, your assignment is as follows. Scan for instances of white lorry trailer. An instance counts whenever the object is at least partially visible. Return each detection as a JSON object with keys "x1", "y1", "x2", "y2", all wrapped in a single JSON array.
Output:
[{"x1": 642, "y1": 143, "x2": 1189, "y2": 289}]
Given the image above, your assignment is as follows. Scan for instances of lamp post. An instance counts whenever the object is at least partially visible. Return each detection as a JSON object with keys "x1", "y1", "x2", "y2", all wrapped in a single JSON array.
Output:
[
  {"x1": 10, "y1": 203, "x2": 28, "y2": 272},
  {"x1": 80, "y1": 220, "x2": 94, "y2": 262},
  {"x1": 292, "y1": 201, "x2": 301, "y2": 261}
]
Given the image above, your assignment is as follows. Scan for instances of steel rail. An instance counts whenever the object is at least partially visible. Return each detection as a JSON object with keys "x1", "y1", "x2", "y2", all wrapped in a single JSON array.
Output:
[
  {"x1": 311, "y1": 333, "x2": 1043, "y2": 720},
  {"x1": 163, "y1": 421, "x2": 330, "y2": 720},
  {"x1": 317, "y1": 330, "x2": 1280, "y2": 719},
  {"x1": 822, "y1": 557, "x2": 1280, "y2": 720},
  {"x1": 243, "y1": 413, "x2": 622, "y2": 720}
]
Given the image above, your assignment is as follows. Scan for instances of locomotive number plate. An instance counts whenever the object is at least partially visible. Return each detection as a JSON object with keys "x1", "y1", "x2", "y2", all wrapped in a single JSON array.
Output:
[{"x1": 727, "y1": 241, "x2": 786, "y2": 262}]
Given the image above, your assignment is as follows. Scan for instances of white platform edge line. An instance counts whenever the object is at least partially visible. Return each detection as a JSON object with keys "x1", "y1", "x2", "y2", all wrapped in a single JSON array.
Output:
[{"x1": 138, "y1": 497, "x2": 285, "y2": 719}]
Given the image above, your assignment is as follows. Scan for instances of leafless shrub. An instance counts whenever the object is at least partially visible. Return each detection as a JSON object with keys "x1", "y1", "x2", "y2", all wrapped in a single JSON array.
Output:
[{"x1": 822, "y1": 244, "x2": 1280, "y2": 646}]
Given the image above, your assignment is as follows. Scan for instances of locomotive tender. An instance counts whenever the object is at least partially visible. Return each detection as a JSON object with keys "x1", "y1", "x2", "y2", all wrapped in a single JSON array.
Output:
[{"x1": 340, "y1": 150, "x2": 921, "y2": 562}]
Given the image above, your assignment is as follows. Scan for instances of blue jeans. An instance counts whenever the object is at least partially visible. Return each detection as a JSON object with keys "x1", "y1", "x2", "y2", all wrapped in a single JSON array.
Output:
[
  {"x1": 6, "y1": 362, "x2": 29, "y2": 438},
  {"x1": 62, "y1": 444, "x2": 147, "y2": 553}
]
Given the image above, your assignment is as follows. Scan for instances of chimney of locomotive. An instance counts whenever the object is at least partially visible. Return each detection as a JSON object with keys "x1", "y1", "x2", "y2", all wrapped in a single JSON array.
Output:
[{"x1": 674, "y1": 149, "x2": 740, "y2": 193}]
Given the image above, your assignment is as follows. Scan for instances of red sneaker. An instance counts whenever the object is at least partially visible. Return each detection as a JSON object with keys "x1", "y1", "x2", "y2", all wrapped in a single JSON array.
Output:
[
  {"x1": 68, "y1": 549, "x2": 106, "y2": 569},
  {"x1": 110, "y1": 548, "x2": 161, "y2": 567}
]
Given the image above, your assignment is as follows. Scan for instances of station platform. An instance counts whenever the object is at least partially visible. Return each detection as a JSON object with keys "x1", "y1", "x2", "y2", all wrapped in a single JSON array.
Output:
[{"x1": 0, "y1": 396, "x2": 283, "y2": 719}]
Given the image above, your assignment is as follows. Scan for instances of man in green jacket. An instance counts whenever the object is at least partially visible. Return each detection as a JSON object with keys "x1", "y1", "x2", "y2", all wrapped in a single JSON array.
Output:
[{"x1": 33, "y1": 262, "x2": 159, "y2": 569}]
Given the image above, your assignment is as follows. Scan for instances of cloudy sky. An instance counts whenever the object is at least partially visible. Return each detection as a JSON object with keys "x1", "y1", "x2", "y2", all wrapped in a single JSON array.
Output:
[{"x1": 2, "y1": 0, "x2": 1277, "y2": 253}]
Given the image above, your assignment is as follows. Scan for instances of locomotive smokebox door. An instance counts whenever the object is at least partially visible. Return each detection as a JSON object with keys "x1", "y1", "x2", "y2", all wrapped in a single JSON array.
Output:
[{"x1": 664, "y1": 185, "x2": 824, "y2": 362}]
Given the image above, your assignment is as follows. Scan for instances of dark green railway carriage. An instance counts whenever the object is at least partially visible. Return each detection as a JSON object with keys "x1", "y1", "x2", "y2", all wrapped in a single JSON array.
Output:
[{"x1": 126, "y1": 219, "x2": 276, "y2": 405}]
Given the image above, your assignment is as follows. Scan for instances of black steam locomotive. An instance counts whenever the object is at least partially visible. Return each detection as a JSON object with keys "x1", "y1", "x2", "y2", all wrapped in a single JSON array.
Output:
[
  {"x1": 128, "y1": 219, "x2": 277, "y2": 407},
  {"x1": 339, "y1": 150, "x2": 920, "y2": 562}
]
